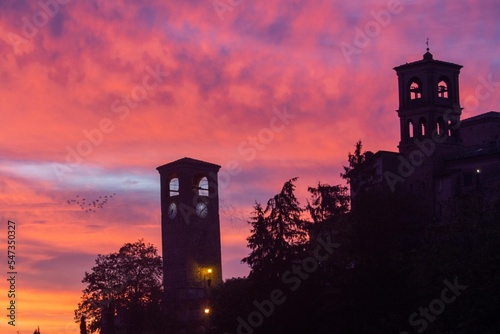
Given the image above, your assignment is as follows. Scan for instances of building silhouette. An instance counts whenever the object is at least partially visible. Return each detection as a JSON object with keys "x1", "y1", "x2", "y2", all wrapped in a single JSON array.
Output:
[
  {"x1": 150, "y1": 51, "x2": 499, "y2": 332},
  {"x1": 348, "y1": 49, "x2": 500, "y2": 220},
  {"x1": 157, "y1": 157, "x2": 223, "y2": 330}
]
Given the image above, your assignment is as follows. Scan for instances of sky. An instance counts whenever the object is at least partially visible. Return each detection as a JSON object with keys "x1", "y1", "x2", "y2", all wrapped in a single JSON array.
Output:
[{"x1": 0, "y1": 0, "x2": 500, "y2": 333}]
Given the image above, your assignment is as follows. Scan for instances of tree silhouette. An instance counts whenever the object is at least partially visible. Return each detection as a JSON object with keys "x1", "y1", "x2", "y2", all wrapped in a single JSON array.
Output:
[
  {"x1": 80, "y1": 315, "x2": 87, "y2": 334},
  {"x1": 306, "y1": 182, "x2": 349, "y2": 224},
  {"x1": 240, "y1": 202, "x2": 272, "y2": 276},
  {"x1": 242, "y1": 178, "x2": 308, "y2": 279},
  {"x1": 209, "y1": 277, "x2": 257, "y2": 333},
  {"x1": 340, "y1": 140, "x2": 367, "y2": 182},
  {"x1": 75, "y1": 239, "x2": 163, "y2": 333}
]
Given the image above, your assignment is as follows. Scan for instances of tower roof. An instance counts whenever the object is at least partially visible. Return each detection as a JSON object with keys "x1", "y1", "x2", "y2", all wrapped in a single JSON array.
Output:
[
  {"x1": 157, "y1": 157, "x2": 221, "y2": 174},
  {"x1": 393, "y1": 51, "x2": 463, "y2": 72}
]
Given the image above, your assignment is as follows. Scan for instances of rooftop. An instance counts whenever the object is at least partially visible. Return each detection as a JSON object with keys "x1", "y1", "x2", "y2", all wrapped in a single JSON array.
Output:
[
  {"x1": 462, "y1": 111, "x2": 500, "y2": 124},
  {"x1": 393, "y1": 50, "x2": 463, "y2": 71}
]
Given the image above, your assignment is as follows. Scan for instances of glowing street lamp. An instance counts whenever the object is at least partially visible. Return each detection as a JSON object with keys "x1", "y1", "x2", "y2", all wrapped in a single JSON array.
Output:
[
  {"x1": 206, "y1": 268, "x2": 213, "y2": 287},
  {"x1": 204, "y1": 308, "x2": 210, "y2": 314}
]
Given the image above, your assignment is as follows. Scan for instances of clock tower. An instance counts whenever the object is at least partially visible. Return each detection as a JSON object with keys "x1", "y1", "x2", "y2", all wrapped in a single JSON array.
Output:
[{"x1": 157, "y1": 157, "x2": 222, "y2": 327}]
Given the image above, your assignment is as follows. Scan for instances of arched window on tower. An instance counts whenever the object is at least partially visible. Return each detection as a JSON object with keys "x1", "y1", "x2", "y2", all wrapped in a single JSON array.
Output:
[
  {"x1": 197, "y1": 176, "x2": 209, "y2": 196},
  {"x1": 408, "y1": 120, "x2": 414, "y2": 138},
  {"x1": 169, "y1": 177, "x2": 179, "y2": 197},
  {"x1": 409, "y1": 79, "x2": 422, "y2": 100},
  {"x1": 438, "y1": 79, "x2": 449, "y2": 98},
  {"x1": 447, "y1": 119, "x2": 452, "y2": 137},
  {"x1": 436, "y1": 116, "x2": 446, "y2": 136},
  {"x1": 419, "y1": 117, "x2": 427, "y2": 137}
]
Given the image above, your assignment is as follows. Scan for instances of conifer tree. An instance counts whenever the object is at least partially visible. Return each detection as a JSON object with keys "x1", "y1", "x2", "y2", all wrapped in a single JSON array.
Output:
[
  {"x1": 242, "y1": 178, "x2": 308, "y2": 279},
  {"x1": 340, "y1": 140, "x2": 366, "y2": 182}
]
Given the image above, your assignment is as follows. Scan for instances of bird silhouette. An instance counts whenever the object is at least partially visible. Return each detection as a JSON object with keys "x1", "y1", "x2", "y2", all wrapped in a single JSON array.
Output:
[{"x1": 67, "y1": 192, "x2": 117, "y2": 213}]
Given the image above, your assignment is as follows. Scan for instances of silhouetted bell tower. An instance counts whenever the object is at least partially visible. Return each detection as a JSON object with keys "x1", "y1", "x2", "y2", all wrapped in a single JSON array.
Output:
[
  {"x1": 394, "y1": 48, "x2": 463, "y2": 155},
  {"x1": 157, "y1": 157, "x2": 222, "y2": 327}
]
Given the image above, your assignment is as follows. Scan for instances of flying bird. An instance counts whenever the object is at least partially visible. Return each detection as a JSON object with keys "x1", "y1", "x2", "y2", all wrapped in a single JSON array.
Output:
[{"x1": 66, "y1": 192, "x2": 117, "y2": 213}]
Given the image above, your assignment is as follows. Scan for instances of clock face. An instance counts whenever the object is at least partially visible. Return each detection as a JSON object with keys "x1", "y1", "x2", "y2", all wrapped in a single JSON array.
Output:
[
  {"x1": 196, "y1": 202, "x2": 208, "y2": 218},
  {"x1": 168, "y1": 202, "x2": 177, "y2": 219}
]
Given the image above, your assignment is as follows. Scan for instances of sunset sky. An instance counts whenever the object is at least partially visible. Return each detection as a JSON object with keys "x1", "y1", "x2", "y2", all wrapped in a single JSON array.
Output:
[{"x1": 1, "y1": 0, "x2": 500, "y2": 332}]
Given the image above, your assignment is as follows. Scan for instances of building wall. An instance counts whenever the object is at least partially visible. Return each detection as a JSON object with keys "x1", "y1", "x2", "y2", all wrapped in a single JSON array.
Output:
[{"x1": 461, "y1": 112, "x2": 500, "y2": 147}]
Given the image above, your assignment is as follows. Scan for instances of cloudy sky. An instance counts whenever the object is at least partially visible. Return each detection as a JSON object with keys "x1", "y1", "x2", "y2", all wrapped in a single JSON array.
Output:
[{"x1": 1, "y1": 0, "x2": 500, "y2": 332}]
